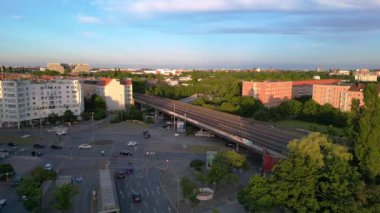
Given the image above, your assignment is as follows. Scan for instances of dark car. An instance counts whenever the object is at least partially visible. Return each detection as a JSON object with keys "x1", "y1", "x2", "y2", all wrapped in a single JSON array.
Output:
[
  {"x1": 132, "y1": 192, "x2": 142, "y2": 203},
  {"x1": 50, "y1": 145, "x2": 63, "y2": 149},
  {"x1": 225, "y1": 143, "x2": 236, "y2": 148},
  {"x1": 117, "y1": 170, "x2": 126, "y2": 179},
  {"x1": 120, "y1": 150, "x2": 133, "y2": 156},
  {"x1": 126, "y1": 167, "x2": 134, "y2": 174},
  {"x1": 31, "y1": 151, "x2": 43, "y2": 157},
  {"x1": 144, "y1": 133, "x2": 150, "y2": 139},
  {"x1": 143, "y1": 130, "x2": 149, "y2": 135},
  {"x1": 8, "y1": 142, "x2": 16, "y2": 147},
  {"x1": 33, "y1": 144, "x2": 46, "y2": 149},
  {"x1": 11, "y1": 175, "x2": 22, "y2": 187}
]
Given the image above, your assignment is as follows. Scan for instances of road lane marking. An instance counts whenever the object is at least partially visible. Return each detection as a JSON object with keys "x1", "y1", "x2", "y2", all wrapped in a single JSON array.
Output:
[
  {"x1": 151, "y1": 189, "x2": 155, "y2": 195},
  {"x1": 156, "y1": 199, "x2": 160, "y2": 206},
  {"x1": 168, "y1": 206, "x2": 172, "y2": 212},
  {"x1": 144, "y1": 201, "x2": 148, "y2": 208},
  {"x1": 154, "y1": 208, "x2": 157, "y2": 213}
]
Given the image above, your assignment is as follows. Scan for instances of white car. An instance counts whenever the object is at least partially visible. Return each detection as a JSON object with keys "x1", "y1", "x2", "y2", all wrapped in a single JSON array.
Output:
[
  {"x1": 78, "y1": 144, "x2": 92, "y2": 149},
  {"x1": 44, "y1": 163, "x2": 52, "y2": 171},
  {"x1": 127, "y1": 141, "x2": 138, "y2": 146}
]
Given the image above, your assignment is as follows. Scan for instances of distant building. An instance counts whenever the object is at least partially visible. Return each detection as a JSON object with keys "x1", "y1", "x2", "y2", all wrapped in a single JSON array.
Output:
[
  {"x1": 329, "y1": 69, "x2": 350, "y2": 76},
  {"x1": 179, "y1": 76, "x2": 192, "y2": 82},
  {"x1": 72, "y1": 64, "x2": 90, "y2": 73},
  {"x1": 165, "y1": 78, "x2": 179, "y2": 86},
  {"x1": 95, "y1": 78, "x2": 134, "y2": 111},
  {"x1": 312, "y1": 84, "x2": 351, "y2": 110},
  {"x1": 354, "y1": 74, "x2": 377, "y2": 82},
  {"x1": 292, "y1": 79, "x2": 341, "y2": 98},
  {"x1": 312, "y1": 83, "x2": 380, "y2": 111},
  {"x1": 47, "y1": 63, "x2": 70, "y2": 74},
  {"x1": 0, "y1": 79, "x2": 83, "y2": 128},
  {"x1": 242, "y1": 81, "x2": 292, "y2": 107}
]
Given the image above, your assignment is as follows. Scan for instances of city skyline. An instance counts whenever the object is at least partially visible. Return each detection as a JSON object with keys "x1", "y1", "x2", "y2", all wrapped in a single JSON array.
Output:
[{"x1": 1, "y1": 0, "x2": 380, "y2": 69}]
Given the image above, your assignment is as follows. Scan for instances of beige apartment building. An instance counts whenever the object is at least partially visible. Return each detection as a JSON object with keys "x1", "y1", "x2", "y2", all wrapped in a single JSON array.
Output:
[
  {"x1": 81, "y1": 78, "x2": 134, "y2": 111},
  {"x1": 242, "y1": 81, "x2": 292, "y2": 107},
  {"x1": 47, "y1": 63, "x2": 67, "y2": 73},
  {"x1": 72, "y1": 64, "x2": 90, "y2": 73}
]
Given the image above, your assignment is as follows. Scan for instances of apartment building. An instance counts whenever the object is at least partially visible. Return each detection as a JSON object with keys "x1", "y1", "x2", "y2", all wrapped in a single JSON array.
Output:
[
  {"x1": 242, "y1": 81, "x2": 292, "y2": 107},
  {"x1": 354, "y1": 74, "x2": 378, "y2": 82},
  {"x1": 312, "y1": 84, "x2": 351, "y2": 110},
  {"x1": 72, "y1": 64, "x2": 90, "y2": 73},
  {"x1": 95, "y1": 78, "x2": 134, "y2": 111},
  {"x1": 312, "y1": 83, "x2": 380, "y2": 111},
  {"x1": 0, "y1": 79, "x2": 83, "y2": 128},
  {"x1": 47, "y1": 63, "x2": 70, "y2": 73},
  {"x1": 292, "y1": 79, "x2": 341, "y2": 98}
]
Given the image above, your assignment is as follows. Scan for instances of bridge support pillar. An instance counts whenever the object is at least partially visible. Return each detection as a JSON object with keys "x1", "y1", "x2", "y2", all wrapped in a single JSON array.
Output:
[
  {"x1": 155, "y1": 109, "x2": 159, "y2": 117},
  {"x1": 236, "y1": 144, "x2": 239, "y2": 152}
]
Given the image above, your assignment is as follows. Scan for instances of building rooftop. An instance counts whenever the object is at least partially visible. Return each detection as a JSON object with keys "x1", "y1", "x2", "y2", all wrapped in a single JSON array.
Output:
[{"x1": 292, "y1": 79, "x2": 341, "y2": 86}]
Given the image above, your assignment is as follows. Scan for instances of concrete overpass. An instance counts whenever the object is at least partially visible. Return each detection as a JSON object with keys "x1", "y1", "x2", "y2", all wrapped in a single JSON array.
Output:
[{"x1": 134, "y1": 94, "x2": 305, "y2": 157}]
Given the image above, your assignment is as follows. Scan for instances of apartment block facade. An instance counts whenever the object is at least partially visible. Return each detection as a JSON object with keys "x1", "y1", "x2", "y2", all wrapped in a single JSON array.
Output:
[
  {"x1": 72, "y1": 64, "x2": 90, "y2": 73},
  {"x1": 292, "y1": 79, "x2": 341, "y2": 98},
  {"x1": 312, "y1": 83, "x2": 379, "y2": 111},
  {"x1": 82, "y1": 78, "x2": 134, "y2": 111},
  {"x1": 0, "y1": 79, "x2": 84, "y2": 128},
  {"x1": 242, "y1": 81, "x2": 292, "y2": 107}
]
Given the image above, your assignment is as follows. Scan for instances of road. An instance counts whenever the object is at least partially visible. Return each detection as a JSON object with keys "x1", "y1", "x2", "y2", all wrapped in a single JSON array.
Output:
[{"x1": 134, "y1": 94, "x2": 305, "y2": 155}]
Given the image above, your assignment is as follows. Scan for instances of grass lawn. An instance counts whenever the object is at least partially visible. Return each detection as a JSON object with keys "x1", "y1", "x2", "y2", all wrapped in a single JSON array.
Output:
[
  {"x1": 0, "y1": 134, "x2": 39, "y2": 145},
  {"x1": 274, "y1": 119, "x2": 344, "y2": 136}
]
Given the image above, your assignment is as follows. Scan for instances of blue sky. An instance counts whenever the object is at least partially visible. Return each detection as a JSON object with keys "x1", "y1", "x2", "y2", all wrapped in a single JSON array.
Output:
[{"x1": 1, "y1": 0, "x2": 380, "y2": 69}]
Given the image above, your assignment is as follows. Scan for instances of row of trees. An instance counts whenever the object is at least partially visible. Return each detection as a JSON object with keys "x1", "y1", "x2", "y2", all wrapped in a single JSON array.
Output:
[
  {"x1": 82, "y1": 94, "x2": 107, "y2": 121},
  {"x1": 238, "y1": 84, "x2": 380, "y2": 212},
  {"x1": 16, "y1": 166, "x2": 78, "y2": 212},
  {"x1": 253, "y1": 99, "x2": 348, "y2": 127}
]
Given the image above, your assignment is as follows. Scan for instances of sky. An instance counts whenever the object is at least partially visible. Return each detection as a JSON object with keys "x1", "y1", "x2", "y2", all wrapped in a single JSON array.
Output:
[{"x1": 1, "y1": 0, "x2": 380, "y2": 69}]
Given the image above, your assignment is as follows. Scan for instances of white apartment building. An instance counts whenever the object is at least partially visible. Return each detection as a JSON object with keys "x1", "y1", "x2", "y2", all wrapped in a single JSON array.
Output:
[
  {"x1": 95, "y1": 78, "x2": 134, "y2": 111},
  {"x1": 0, "y1": 79, "x2": 84, "y2": 128}
]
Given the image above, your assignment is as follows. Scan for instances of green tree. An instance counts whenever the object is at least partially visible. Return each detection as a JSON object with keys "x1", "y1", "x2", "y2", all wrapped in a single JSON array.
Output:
[
  {"x1": 95, "y1": 96, "x2": 106, "y2": 110},
  {"x1": 63, "y1": 110, "x2": 76, "y2": 123},
  {"x1": 354, "y1": 84, "x2": 380, "y2": 180},
  {"x1": 54, "y1": 184, "x2": 78, "y2": 212},
  {"x1": 180, "y1": 176, "x2": 199, "y2": 207},
  {"x1": 31, "y1": 166, "x2": 57, "y2": 184},
  {"x1": 253, "y1": 107, "x2": 271, "y2": 121},
  {"x1": 239, "y1": 133, "x2": 361, "y2": 212},
  {"x1": 16, "y1": 177, "x2": 42, "y2": 212},
  {"x1": 207, "y1": 150, "x2": 247, "y2": 187},
  {"x1": 47, "y1": 113, "x2": 59, "y2": 125},
  {"x1": 189, "y1": 159, "x2": 205, "y2": 172},
  {"x1": 301, "y1": 99, "x2": 319, "y2": 120}
]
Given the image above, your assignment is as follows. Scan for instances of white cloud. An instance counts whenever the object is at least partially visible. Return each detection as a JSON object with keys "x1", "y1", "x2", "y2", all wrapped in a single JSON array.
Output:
[
  {"x1": 77, "y1": 14, "x2": 102, "y2": 24},
  {"x1": 10, "y1": 15, "x2": 22, "y2": 19},
  {"x1": 92, "y1": 0, "x2": 380, "y2": 13}
]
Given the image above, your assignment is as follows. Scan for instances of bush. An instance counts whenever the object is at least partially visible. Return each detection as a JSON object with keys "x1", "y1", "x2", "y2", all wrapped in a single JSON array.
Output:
[
  {"x1": 190, "y1": 159, "x2": 205, "y2": 171},
  {"x1": 253, "y1": 107, "x2": 271, "y2": 121},
  {"x1": 94, "y1": 109, "x2": 106, "y2": 120},
  {"x1": 145, "y1": 117, "x2": 154, "y2": 124}
]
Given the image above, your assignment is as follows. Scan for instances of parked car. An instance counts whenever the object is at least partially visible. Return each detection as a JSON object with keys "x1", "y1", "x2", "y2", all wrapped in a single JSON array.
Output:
[
  {"x1": 143, "y1": 130, "x2": 149, "y2": 135},
  {"x1": 144, "y1": 133, "x2": 150, "y2": 139},
  {"x1": 117, "y1": 170, "x2": 126, "y2": 179},
  {"x1": 31, "y1": 151, "x2": 43, "y2": 157},
  {"x1": 132, "y1": 192, "x2": 141, "y2": 203},
  {"x1": 33, "y1": 144, "x2": 46, "y2": 148},
  {"x1": 44, "y1": 163, "x2": 52, "y2": 171},
  {"x1": 127, "y1": 141, "x2": 138, "y2": 146},
  {"x1": 78, "y1": 144, "x2": 92, "y2": 149},
  {"x1": 8, "y1": 142, "x2": 16, "y2": 147},
  {"x1": 126, "y1": 167, "x2": 134, "y2": 174},
  {"x1": 120, "y1": 150, "x2": 133, "y2": 156},
  {"x1": 50, "y1": 145, "x2": 63, "y2": 149},
  {"x1": 0, "y1": 199, "x2": 7, "y2": 210}
]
